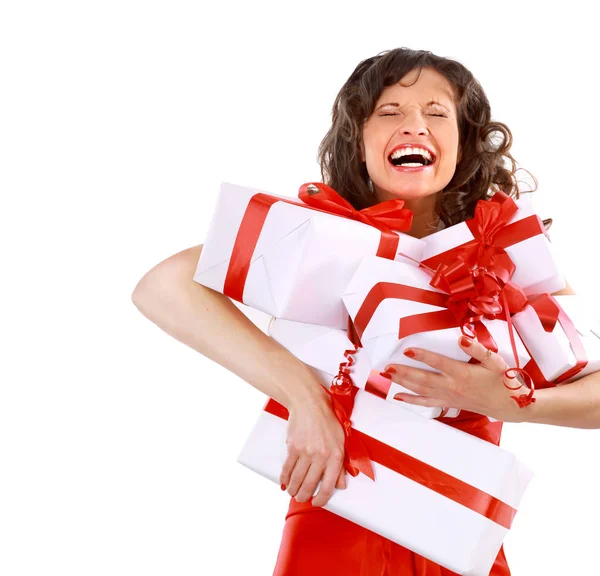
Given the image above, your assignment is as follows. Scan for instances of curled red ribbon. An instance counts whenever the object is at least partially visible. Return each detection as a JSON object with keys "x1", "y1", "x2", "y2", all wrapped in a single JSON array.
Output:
[
  {"x1": 297, "y1": 183, "x2": 413, "y2": 480},
  {"x1": 417, "y1": 192, "x2": 549, "y2": 408}
]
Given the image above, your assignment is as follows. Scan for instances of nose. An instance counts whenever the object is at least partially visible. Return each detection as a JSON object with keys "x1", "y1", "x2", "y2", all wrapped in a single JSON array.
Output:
[{"x1": 399, "y1": 110, "x2": 429, "y2": 136}]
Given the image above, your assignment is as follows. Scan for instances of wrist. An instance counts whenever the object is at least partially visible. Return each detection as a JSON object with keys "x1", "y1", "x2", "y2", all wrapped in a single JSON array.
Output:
[
  {"x1": 287, "y1": 377, "x2": 331, "y2": 413},
  {"x1": 502, "y1": 385, "x2": 534, "y2": 423}
]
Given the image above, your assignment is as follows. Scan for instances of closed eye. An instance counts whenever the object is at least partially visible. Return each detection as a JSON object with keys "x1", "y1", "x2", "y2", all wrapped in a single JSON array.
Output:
[{"x1": 380, "y1": 113, "x2": 447, "y2": 118}]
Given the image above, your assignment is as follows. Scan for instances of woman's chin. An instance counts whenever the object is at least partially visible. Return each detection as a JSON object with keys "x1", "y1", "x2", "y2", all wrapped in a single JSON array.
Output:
[{"x1": 376, "y1": 185, "x2": 437, "y2": 202}]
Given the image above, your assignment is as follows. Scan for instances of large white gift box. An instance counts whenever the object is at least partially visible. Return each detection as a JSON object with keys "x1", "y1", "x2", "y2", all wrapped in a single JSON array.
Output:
[
  {"x1": 193, "y1": 182, "x2": 425, "y2": 329},
  {"x1": 421, "y1": 192, "x2": 565, "y2": 296},
  {"x1": 237, "y1": 388, "x2": 534, "y2": 576},
  {"x1": 512, "y1": 294, "x2": 600, "y2": 383},
  {"x1": 268, "y1": 317, "x2": 459, "y2": 419},
  {"x1": 341, "y1": 256, "x2": 531, "y2": 401}
]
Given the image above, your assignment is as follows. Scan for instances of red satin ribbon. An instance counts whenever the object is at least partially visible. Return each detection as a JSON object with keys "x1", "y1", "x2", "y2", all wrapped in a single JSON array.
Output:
[
  {"x1": 263, "y1": 397, "x2": 517, "y2": 530},
  {"x1": 526, "y1": 294, "x2": 588, "y2": 383},
  {"x1": 351, "y1": 271, "x2": 538, "y2": 407},
  {"x1": 413, "y1": 192, "x2": 549, "y2": 407},
  {"x1": 223, "y1": 182, "x2": 413, "y2": 303},
  {"x1": 324, "y1": 314, "x2": 375, "y2": 481},
  {"x1": 365, "y1": 370, "x2": 393, "y2": 400},
  {"x1": 421, "y1": 191, "x2": 548, "y2": 275},
  {"x1": 352, "y1": 281, "x2": 499, "y2": 352}
]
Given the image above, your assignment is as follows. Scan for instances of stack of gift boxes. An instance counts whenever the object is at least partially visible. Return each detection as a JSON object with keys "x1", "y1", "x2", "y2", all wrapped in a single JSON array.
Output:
[{"x1": 193, "y1": 181, "x2": 600, "y2": 575}]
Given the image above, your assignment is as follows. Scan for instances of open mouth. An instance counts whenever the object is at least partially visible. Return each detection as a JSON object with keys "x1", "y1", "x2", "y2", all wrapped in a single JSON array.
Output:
[{"x1": 388, "y1": 153, "x2": 435, "y2": 168}]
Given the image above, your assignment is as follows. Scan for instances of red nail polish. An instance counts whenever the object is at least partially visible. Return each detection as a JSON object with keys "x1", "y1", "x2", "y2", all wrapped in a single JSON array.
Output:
[
  {"x1": 403, "y1": 349, "x2": 416, "y2": 358},
  {"x1": 383, "y1": 367, "x2": 396, "y2": 374},
  {"x1": 393, "y1": 394, "x2": 405, "y2": 401},
  {"x1": 460, "y1": 336, "x2": 472, "y2": 347},
  {"x1": 280, "y1": 483, "x2": 286, "y2": 491}
]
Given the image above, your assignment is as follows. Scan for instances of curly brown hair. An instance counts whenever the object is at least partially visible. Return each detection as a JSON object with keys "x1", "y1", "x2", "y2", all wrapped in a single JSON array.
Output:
[{"x1": 317, "y1": 47, "x2": 552, "y2": 230}]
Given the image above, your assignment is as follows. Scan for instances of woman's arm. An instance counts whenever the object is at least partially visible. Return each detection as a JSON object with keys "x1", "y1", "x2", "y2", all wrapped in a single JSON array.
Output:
[
  {"x1": 131, "y1": 244, "x2": 330, "y2": 411},
  {"x1": 383, "y1": 280, "x2": 600, "y2": 429},
  {"x1": 514, "y1": 374, "x2": 600, "y2": 428},
  {"x1": 131, "y1": 244, "x2": 348, "y2": 506}
]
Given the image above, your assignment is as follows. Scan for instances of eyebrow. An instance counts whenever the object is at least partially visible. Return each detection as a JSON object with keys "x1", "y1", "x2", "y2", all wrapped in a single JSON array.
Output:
[{"x1": 375, "y1": 98, "x2": 453, "y2": 112}]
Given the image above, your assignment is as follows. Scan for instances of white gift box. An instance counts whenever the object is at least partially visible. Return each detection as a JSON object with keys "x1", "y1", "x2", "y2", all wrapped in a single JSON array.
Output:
[
  {"x1": 237, "y1": 389, "x2": 533, "y2": 576},
  {"x1": 268, "y1": 317, "x2": 456, "y2": 418},
  {"x1": 342, "y1": 256, "x2": 531, "y2": 422},
  {"x1": 193, "y1": 182, "x2": 425, "y2": 329},
  {"x1": 512, "y1": 295, "x2": 600, "y2": 383},
  {"x1": 421, "y1": 194, "x2": 565, "y2": 296}
]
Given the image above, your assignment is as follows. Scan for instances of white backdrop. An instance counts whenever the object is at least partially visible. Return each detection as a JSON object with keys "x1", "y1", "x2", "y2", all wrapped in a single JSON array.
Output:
[{"x1": 2, "y1": 1, "x2": 599, "y2": 574}]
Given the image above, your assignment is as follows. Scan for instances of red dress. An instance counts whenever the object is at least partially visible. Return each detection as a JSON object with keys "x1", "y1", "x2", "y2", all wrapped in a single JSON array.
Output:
[{"x1": 272, "y1": 409, "x2": 511, "y2": 576}]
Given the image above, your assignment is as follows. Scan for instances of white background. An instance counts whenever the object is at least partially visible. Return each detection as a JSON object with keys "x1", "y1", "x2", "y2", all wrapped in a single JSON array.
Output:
[{"x1": 2, "y1": 1, "x2": 599, "y2": 574}]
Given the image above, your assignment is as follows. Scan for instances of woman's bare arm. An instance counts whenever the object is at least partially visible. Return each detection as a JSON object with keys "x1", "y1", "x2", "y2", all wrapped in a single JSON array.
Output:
[
  {"x1": 131, "y1": 244, "x2": 348, "y2": 505},
  {"x1": 131, "y1": 244, "x2": 329, "y2": 411}
]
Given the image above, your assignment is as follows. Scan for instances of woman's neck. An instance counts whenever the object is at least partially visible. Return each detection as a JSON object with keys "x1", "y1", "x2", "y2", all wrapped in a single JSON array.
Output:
[{"x1": 376, "y1": 189, "x2": 441, "y2": 239}]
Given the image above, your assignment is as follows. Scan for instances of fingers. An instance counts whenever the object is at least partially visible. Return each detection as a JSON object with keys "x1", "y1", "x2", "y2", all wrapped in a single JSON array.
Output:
[
  {"x1": 396, "y1": 347, "x2": 467, "y2": 380},
  {"x1": 382, "y1": 364, "x2": 444, "y2": 393},
  {"x1": 335, "y1": 465, "x2": 346, "y2": 490},
  {"x1": 458, "y1": 336, "x2": 508, "y2": 372},
  {"x1": 279, "y1": 451, "x2": 299, "y2": 492},
  {"x1": 311, "y1": 458, "x2": 345, "y2": 507},
  {"x1": 392, "y1": 393, "x2": 447, "y2": 407},
  {"x1": 281, "y1": 450, "x2": 346, "y2": 506},
  {"x1": 283, "y1": 456, "x2": 311, "y2": 499}
]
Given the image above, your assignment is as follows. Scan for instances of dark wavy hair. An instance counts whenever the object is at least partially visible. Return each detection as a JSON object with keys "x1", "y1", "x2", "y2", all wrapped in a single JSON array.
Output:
[{"x1": 317, "y1": 47, "x2": 552, "y2": 230}]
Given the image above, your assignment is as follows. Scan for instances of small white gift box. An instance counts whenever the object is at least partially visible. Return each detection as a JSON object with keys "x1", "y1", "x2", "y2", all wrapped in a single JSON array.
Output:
[
  {"x1": 193, "y1": 182, "x2": 425, "y2": 329},
  {"x1": 268, "y1": 317, "x2": 457, "y2": 418},
  {"x1": 421, "y1": 192, "x2": 565, "y2": 296},
  {"x1": 512, "y1": 294, "x2": 600, "y2": 383},
  {"x1": 237, "y1": 388, "x2": 533, "y2": 576},
  {"x1": 341, "y1": 256, "x2": 531, "y2": 419}
]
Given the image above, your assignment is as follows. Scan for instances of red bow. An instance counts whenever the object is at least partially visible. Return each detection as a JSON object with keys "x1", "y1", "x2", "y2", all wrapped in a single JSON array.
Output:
[
  {"x1": 422, "y1": 193, "x2": 539, "y2": 408},
  {"x1": 299, "y1": 182, "x2": 413, "y2": 232}
]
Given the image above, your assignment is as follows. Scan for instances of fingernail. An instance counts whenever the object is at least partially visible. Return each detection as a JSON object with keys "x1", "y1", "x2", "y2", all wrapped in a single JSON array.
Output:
[
  {"x1": 384, "y1": 366, "x2": 396, "y2": 374},
  {"x1": 460, "y1": 336, "x2": 472, "y2": 347},
  {"x1": 280, "y1": 483, "x2": 286, "y2": 491},
  {"x1": 393, "y1": 394, "x2": 405, "y2": 401},
  {"x1": 403, "y1": 349, "x2": 416, "y2": 358}
]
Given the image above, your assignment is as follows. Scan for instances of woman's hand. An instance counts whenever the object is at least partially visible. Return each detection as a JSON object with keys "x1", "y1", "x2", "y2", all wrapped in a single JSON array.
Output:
[
  {"x1": 384, "y1": 336, "x2": 529, "y2": 422},
  {"x1": 279, "y1": 392, "x2": 347, "y2": 507}
]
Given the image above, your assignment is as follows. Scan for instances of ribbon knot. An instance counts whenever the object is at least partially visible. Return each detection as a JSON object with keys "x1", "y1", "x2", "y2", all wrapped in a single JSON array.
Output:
[
  {"x1": 426, "y1": 225, "x2": 537, "y2": 409},
  {"x1": 299, "y1": 182, "x2": 413, "y2": 262}
]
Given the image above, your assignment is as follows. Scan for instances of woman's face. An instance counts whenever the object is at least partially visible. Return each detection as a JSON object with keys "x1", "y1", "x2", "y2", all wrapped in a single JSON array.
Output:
[{"x1": 361, "y1": 67, "x2": 461, "y2": 204}]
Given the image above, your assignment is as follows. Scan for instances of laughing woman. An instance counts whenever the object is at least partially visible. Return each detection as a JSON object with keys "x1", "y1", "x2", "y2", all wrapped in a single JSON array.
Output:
[{"x1": 132, "y1": 48, "x2": 596, "y2": 575}]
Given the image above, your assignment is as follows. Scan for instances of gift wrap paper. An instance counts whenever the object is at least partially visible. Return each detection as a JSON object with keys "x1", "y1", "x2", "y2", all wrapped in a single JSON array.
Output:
[
  {"x1": 342, "y1": 256, "x2": 531, "y2": 386},
  {"x1": 268, "y1": 317, "x2": 456, "y2": 418},
  {"x1": 194, "y1": 182, "x2": 425, "y2": 329},
  {"x1": 237, "y1": 388, "x2": 533, "y2": 576},
  {"x1": 421, "y1": 193, "x2": 565, "y2": 296},
  {"x1": 512, "y1": 294, "x2": 600, "y2": 383}
]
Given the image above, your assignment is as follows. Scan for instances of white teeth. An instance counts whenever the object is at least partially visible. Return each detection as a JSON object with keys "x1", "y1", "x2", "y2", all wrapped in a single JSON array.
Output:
[
  {"x1": 390, "y1": 147, "x2": 433, "y2": 161},
  {"x1": 397, "y1": 163, "x2": 425, "y2": 167}
]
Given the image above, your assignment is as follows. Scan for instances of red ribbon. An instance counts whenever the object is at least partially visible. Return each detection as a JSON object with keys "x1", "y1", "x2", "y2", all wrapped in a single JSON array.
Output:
[
  {"x1": 414, "y1": 192, "x2": 550, "y2": 407},
  {"x1": 421, "y1": 191, "x2": 549, "y2": 277},
  {"x1": 223, "y1": 182, "x2": 413, "y2": 303},
  {"x1": 263, "y1": 397, "x2": 518, "y2": 529}
]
